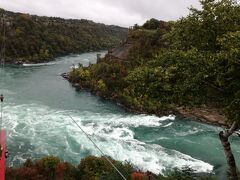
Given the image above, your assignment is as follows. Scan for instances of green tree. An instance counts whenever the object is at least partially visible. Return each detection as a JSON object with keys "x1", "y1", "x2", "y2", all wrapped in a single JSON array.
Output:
[
  {"x1": 170, "y1": 0, "x2": 240, "y2": 51},
  {"x1": 142, "y1": 18, "x2": 160, "y2": 30}
]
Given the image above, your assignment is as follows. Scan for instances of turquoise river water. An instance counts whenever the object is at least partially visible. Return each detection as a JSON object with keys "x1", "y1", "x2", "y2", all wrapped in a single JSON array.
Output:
[{"x1": 0, "y1": 52, "x2": 239, "y2": 179}]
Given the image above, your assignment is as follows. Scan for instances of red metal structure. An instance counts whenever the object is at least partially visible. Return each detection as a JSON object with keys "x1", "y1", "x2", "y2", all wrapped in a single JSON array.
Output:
[
  {"x1": 0, "y1": 13, "x2": 6, "y2": 180},
  {"x1": 0, "y1": 130, "x2": 5, "y2": 180}
]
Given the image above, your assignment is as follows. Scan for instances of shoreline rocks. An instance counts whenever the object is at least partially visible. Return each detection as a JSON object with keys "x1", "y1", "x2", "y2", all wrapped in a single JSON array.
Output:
[
  {"x1": 61, "y1": 73, "x2": 69, "y2": 80},
  {"x1": 176, "y1": 107, "x2": 227, "y2": 127}
]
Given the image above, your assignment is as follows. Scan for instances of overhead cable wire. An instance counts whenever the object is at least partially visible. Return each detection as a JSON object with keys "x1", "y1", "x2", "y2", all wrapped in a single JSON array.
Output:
[{"x1": 67, "y1": 113, "x2": 127, "y2": 180}]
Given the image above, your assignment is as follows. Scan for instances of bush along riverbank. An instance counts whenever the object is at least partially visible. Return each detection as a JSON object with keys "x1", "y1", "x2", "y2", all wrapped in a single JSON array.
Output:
[
  {"x1": 6, "y1": 156, "x2": 215, "y2": 180},
  {"x1": 66, "y1": 1, "x2": 240, "y2": 178}
]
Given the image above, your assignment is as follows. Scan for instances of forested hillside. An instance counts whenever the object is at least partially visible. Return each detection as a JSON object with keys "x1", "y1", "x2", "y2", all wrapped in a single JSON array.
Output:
[
  {"x1": 0, "y1": 8, "x2": 127, "y2": 63},
  {"x1": 69, "y1": 0, "x2": 240, "y2": 117}
]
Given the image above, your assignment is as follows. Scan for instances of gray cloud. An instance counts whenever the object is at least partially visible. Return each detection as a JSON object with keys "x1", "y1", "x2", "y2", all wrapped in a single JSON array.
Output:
[{"x1": 0, "y1": 0, "x2": 200, "y2": 27}]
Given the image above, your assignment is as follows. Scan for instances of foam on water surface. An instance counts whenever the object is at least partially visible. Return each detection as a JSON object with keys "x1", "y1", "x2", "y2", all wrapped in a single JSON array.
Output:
[
  {"x1": 22, "y1": 62, "x2": 56, "y2": 67},
  {"x1": 3, "y1": 103, "x2": 213, "y2": 174}
]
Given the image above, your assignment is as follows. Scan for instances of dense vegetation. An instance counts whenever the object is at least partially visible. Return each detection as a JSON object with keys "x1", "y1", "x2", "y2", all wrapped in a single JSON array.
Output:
[
  {"x1": 68, "y1": 0, "x2": 240, "y2": 178},
  {"x1": 0, "y1": 9, "x2": 127, "y2": 63},
  {"x1": 69, "y1": 0, "x2": 240, "y2": 117},
  {"x1": 6, "y1": 156, "x2": 133, "y2": 180},
  {"x1": 6, "y1": 156, "x2": 214, "y2": 180}
]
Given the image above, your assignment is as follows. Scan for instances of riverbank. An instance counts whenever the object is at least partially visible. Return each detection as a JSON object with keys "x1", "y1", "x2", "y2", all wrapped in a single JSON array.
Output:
[
  {"x1": 176, "y1": 107, "x2": 226, "y2": 127},
  {"x1": 6, "y1": 155, "x2": 213, "y2": 180},
  {"x1": 5, "y1": 50, "x2": 96, "y2": 65},
  {"x1": 62, "y1": 73, "x2": 227, "y2": 127}
]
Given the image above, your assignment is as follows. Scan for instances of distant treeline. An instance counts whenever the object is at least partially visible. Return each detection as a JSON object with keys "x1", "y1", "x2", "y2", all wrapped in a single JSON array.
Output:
[{"x1": 0, "y1": 8, "x2": 127, "y2": 63}]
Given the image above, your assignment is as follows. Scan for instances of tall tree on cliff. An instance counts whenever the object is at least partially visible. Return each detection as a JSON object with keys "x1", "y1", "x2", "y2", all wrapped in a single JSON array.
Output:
[
  {"x1": 170, "y1": 0, "x2": 240, "y2": 179},
  {"x1": 218, "y1": 30, "x2": 240, "y2": 180}
]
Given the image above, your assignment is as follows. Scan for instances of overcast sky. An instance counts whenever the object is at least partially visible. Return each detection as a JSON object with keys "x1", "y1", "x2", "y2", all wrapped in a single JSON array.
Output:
[{"x1": 0, "y1": 0, "x2": 200, "y2": 27}]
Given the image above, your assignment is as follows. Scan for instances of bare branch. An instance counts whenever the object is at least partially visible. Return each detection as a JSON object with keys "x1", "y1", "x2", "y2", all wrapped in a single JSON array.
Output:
[
  {"x1": 235, "y1": 132, "x2": 240, "y2": 137},
  {"x1": 224, "y1": 121, "x2": 240, "y2": 138}
]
